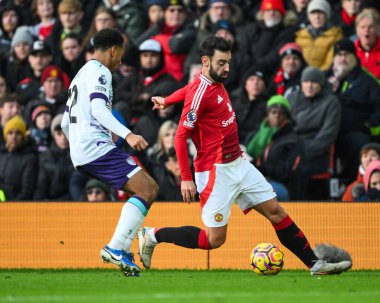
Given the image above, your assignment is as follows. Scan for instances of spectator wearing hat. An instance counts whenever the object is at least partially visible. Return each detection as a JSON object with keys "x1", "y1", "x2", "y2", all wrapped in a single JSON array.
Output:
[
  {"x1": 102, "y1": 0, "x2": 147, "y2": 43},
  {"x1": 342, "y1": 142, "x2": 380, "y2": 201},
  {"x1": 114, "y1": 38, "x2": 178, "y2": 125},
  {"x1": 288, "y1": 66, "x2": 341, "y2": 199},
  {"x1": 0, "y1": 93, "x2": 22, "y2": 149},
  {"x1": 83, "y1": 178, "x2": 115, "y2": 202},
  {"x1": 361, "y1": 159, "x2": 380, "y2": 201},
  {"x1": 270, "y1": 42, "x2": 307, "y2": 97},
  {"x1": 354, "y1": 8, "x2": 380, "y2": 79},
  {"x1": 16, "y1": 40, "x2": 53, "y2": 105},
  {"x1": 45, "y1": 0, "x2": 87, "y2": 58},
  {"x1": 239, "y1": 0, "x2": 298, "y2": 77},
  {"x1": 0, "y1": 115, "x2": 38, "y2": 201},
  {"x1": 327, "y1": 38, "x2": 380, "y2": 181},
  {"x1": 144, "y1": 0, "x2": 166, "y2": 27},
  {"x1": 231, "y1": 66, "x2": 271, "y2": 145},
  {"x1": 2, "y1": 26, "x2": 34, "y2": 92},
  {"x1": 136, "y1": 0, "x2": 197, "y2": 82},
  {"x1": 0, "y1": 4, "x2": 22, "y2": 55},
  {"x1": 30, "y1": 0, "x2": 56, "y2": 41},
  {"x1": 331, "y1": 0, "x2": 362, "y2": 40},
  {"x1": 246, "y1": 95, "x2": 301, "y2": 200},
  {"x1": 295, "y1": 0, "x2": 343, "y2": 71},
  {"x1": 34, "y1": 113, "x2": 75, "y2": 200},
  {"x1": 28, "y1": 104, "x2": 52, "y2": 153},
  {"x1": 192, "y1": 0, "x2": 243, "y2": 54}
]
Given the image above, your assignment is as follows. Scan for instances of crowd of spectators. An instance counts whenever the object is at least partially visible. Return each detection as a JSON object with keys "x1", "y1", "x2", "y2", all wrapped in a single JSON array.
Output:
[{"x1": 1, "y1": 0, "x2": 380, "y2": 202}]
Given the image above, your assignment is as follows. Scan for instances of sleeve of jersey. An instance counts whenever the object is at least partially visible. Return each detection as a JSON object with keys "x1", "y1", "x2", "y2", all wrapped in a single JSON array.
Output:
[
  {"x1": 174, "y1": 89, "x2": 202, "y2": 181},
  {"x1": 91, "y1": 99, "x2": 131, "y2": 139},
  {"x1": 61, "y1": 106, "x2": 70, "y2": 138},
  {"x1": 164, "y1": 85, "x2": 188, "y2": 106}
]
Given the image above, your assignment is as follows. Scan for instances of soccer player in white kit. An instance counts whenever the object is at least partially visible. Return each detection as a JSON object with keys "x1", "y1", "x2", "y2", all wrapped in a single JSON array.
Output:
[{"x1": 61, "y1": 28, "x2": 158, "y2": 277}]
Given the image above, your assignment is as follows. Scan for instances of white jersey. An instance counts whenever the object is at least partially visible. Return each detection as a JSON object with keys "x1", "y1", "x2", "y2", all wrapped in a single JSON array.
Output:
[{"x1": 61, "y1": 59, "x2": 130, "y2": 167}]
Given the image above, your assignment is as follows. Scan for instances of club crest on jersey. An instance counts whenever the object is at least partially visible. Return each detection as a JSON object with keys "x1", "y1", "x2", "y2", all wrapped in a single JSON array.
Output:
[
  {"x1": 214, "y1": 213, "x2": 223, "y2": 222},
  {"x1": 184, "y1": 110, "x2": 197, "y2": 128},
  {"x1": 126, "y1": 157, "x2": 136, "y2": 166},
  {"x1": 98, "y1": 75, "x2": 107, "y2": 85}
]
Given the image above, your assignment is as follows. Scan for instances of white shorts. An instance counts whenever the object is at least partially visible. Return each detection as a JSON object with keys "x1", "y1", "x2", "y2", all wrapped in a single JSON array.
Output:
[{"x1": 195, "y1": 157, "x2": 276, "y2": 227}]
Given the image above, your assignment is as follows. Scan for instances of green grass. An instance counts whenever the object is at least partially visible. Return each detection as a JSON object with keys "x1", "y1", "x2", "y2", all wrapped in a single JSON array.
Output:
[{"x1": 0, "y1": 269, "x2": 379, "y2": 303}]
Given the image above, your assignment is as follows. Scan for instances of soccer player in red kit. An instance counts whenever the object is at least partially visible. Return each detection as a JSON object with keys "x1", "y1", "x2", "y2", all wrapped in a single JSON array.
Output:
[{"x1": 138, "y1": 36, "x2": 351, "y2": 275}]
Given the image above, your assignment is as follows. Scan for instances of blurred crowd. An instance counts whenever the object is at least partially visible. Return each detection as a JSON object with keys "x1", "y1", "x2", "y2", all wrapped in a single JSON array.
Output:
[{"x1": 1, "y1": 0, "x2": 380, "y2": 202}]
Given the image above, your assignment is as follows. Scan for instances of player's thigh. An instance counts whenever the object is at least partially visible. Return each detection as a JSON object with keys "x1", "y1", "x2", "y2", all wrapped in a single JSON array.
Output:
[
  {"x1": 123, "y1": 170, "x2": 158, "y2": 204},
  {"x1": 236, "y1": 159, "x2": 277, "y2": 211},
  {"x1": 196, "y1": 166, "x2": 239, "y2": 228}
]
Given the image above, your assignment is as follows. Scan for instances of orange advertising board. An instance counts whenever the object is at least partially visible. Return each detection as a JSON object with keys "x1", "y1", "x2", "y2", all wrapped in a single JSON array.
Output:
[{"x1": 0, "y1": 202, "x2": 379, "y2": 269}]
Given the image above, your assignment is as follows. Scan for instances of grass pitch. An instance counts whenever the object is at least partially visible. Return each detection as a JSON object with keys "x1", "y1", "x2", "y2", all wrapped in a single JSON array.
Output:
[{"x1": 0, "y1": 269, "x2": 379, "y2": 303}]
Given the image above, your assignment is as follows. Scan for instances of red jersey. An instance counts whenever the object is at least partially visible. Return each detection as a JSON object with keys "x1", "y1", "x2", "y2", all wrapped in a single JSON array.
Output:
[
  {"x1": 355, "y1": 37, "x2": 380, "y2": 79},
  {"x1": 165, "y1": 73, "x2": 242, "y2": 181}
]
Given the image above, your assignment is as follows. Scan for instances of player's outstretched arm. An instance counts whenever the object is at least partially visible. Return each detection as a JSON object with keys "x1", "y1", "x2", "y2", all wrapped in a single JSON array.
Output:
[
  {"x1": 125, "y1": 133, "x2": 148, "y2": 151},
  {"x1": 152, "y1": 86, "x2": 188, "y2": 110}
]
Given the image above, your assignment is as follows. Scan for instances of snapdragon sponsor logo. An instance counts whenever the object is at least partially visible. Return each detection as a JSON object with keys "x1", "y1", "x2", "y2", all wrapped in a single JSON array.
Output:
[{"x1": 222, "y1": 112, "x2": 236, "y2": 127}]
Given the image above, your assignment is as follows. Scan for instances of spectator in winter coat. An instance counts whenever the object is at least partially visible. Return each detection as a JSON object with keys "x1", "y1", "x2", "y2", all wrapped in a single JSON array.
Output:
[
  {"x1": 239, "y1": 0, "x2": 298, "y2": 77},
  {"x1": 362, "y1": 159, "x2": 380, "y2": 201},
  {"x1": 285, "y1": 0, "x2": 310, "y2": 28},
  {"x1": 0, "y1": 4, "x2": 22, "y2": 56},
  {"x1": 269, "y1": 42, "x2": 307, "y2": 97},
  {"x1": 45, "y1": 0, "x2": 86, "y2": 57},
  {"x1": 102, "y1": 0, "x2": 147, "y2": 43},
  {"x1": 354, "y1": 8, "x2": 380, "y2": 79},
  {"x1": 327, "y1": 38, "x2": 380, "y2": 181},
  {"x1": 342, "y1": 142, "x2": 380, "y2": 201},
  {"x1": 288, "y1": 66, "x2": 341, "y2": 199},
  {"x1": 0, "y1": 115, "x2": 37, "y2": 201},
  {"x1": 114, "y1": 38, "x2": 178, "y2": 126},
  {"x1": 2, "y1": 25, "x2": 34, "y2": 92},
  {"x1": 331, "y1": 0, "x2": 362, "y2": 40},
  {"x1": 136, "y1": 0, "x2": 197, "y2": 82},
  {"x1": 231, "y1": 66, "x2": 270, "y2": 145},
  {"x1": 295, "y1": 0, "x2": 343, "y2": 71},
  {"x1": 246, "y1": 95, "x2": 301, "y2": 201},
  {"x1": 0, "y1": 93, "x2": 22, "y2": 148},
  {"x1": 33, "y1": 113, "x2": 74, "y2": 200},
  {"x1": 28, "y1": 104, "x2": 52, "y2": 153}
]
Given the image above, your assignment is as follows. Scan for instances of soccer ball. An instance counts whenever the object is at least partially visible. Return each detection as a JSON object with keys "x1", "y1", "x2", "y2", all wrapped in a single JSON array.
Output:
[{"x1": 250, "y1": 243, "x2": 284, "y2": 275}]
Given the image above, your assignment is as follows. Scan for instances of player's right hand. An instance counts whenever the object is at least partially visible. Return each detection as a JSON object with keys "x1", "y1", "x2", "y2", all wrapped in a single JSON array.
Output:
[
  {"x1": 151, "y1": 96, "x2": 167, "y2": 110},
  {"x1": 181, "y1": 180, "x2": 197, "y2": 203},
  {"x1": 125, "y1": 133, "x2": 148, "y2": 151}
]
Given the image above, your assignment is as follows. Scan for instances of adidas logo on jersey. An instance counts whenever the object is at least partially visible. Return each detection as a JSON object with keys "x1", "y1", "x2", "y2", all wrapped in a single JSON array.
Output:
[{"x1": 217, "y1": 95, "x2": 223, "y2": 104}]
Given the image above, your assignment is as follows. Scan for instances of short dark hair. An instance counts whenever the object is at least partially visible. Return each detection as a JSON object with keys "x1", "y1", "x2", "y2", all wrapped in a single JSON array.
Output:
[
  {"x1": 62, "y1": 32, "x2": 82, "y2": 45},
  {"x1": 0, "y1": 93, "x2": 20, "y2": 108},
  {"x1": 199, "y1": 35, "x2": 231, "y2": 58},
  {"x1": 92, "y1": 28, "x2": 124, "y2": 51}
]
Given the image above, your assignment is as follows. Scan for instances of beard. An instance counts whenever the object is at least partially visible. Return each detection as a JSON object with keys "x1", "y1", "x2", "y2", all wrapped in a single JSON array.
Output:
[
  {"x1": 209, "y1": 65, "x2": 228, "y2": 83},
  {"x1": 264, "y1": 16, "x2": 282, "y2": 28}
]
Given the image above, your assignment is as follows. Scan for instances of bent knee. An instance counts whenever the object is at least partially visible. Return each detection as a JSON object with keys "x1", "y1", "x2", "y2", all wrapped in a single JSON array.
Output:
[{"x1": 209, "y1": 236, "x2": 226, "y2": 249}]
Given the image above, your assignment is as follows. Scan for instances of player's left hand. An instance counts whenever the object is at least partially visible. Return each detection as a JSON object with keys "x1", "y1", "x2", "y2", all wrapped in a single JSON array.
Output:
[
  {"x1": 181, "y1": 180, "x2": 196, "y2": 203},
  {"x1": 125, "y1": 133, "x2": 148, "y2": 151}
]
